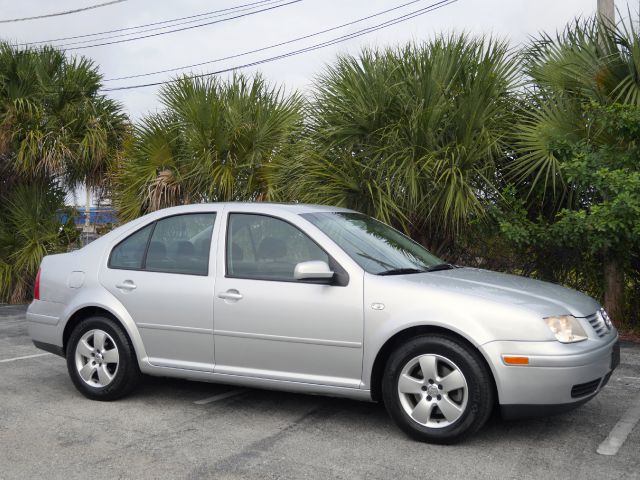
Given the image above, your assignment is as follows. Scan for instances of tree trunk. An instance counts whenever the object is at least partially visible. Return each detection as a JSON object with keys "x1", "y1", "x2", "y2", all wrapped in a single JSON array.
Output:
[{"x1": 604, "y1": 256, "x2": 624, "y2": 326}]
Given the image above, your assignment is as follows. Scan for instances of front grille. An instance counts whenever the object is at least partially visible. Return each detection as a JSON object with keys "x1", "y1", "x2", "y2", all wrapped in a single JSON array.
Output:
[
  {"x1": 571, "y1": 378, "x2": 601, "y2": 398},
  {"x1": 586, "y1": 312, "x2": 608, "y2": 337}
]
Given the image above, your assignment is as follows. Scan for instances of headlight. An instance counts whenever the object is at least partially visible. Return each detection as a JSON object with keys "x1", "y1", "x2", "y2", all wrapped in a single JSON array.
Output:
[{"x1": 544, "y1": 315, "x2": 588, "y2": 343}]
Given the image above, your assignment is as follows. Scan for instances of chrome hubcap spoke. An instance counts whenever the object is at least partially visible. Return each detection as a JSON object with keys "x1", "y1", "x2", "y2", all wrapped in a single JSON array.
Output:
[
  {"x1": 440, "y1": 369, "x2": 465, "y2": 394},
  {"x1": 398, "y1": 374, "x2": 424, "y2": 394},
  {"x1": 97, "y1": 365, "x2": 113, "y2": 385},
  {"x1": 74, "y1": 329, "x2": 119, "y2": 388},
  {"x1": 102, "y1": 348, "x2": 119, "y2": 364},
  {"x1": 79, "y1": 362, "x2": 97, "y2": 382},
  {"x1": 411, "y1": 398, "x2": 436, "y2": 424},
  {"x1": 93, "y1": 331, "x2": 106, "y2": 352},
  {"x1": 438, "y1": 395, "x2": 463, "y2": 422},
  {"x1": 418, "y1": 355, "x2": 438, "y2": 382},
  {"x1": 397, "y1": 353, "x2": 468, "y2": 428},
  {"x1": 76, "y1": 339, "x2": 94, "y2": 359}
]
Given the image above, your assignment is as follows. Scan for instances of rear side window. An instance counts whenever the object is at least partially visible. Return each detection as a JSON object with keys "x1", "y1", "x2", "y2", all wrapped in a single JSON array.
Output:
[
  {"x1": 109, "y1": 223, "x2": 153, "y2": 270},
  {"x1": 109, "y1": 213, "x2": 216, "y2": 275},
  {"x1": 146, "y1": 213, "x2": 215, "y2": 275}
]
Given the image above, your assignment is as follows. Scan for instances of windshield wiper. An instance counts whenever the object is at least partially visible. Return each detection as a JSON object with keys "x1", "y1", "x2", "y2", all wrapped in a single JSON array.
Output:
[
  {"x1": 377, "y1": 267, "x2": 426, "y2": 276},
  {"x1": 424, "y1": 263, "x2": 456, "y2": 272}
]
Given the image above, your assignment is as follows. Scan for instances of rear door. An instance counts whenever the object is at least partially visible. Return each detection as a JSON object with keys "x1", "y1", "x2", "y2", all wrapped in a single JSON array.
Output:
[{"x1": 100, "y1": 211, "x2": 219, "y2": 372}]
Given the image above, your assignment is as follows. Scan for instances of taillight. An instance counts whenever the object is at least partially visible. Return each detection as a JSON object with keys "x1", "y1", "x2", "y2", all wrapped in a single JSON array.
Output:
[{"x1": 34, "y1": 268, "x2": 41, "y2": 300}]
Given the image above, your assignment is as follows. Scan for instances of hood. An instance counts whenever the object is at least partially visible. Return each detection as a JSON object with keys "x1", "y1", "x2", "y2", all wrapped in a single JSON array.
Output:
[{"x1": 401, "y1": 267, "x2": 600, "y2": 318}]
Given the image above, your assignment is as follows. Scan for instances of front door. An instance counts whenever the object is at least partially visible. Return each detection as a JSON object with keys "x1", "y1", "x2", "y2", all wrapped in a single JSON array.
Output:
[
  {"x1": 213, "y1": 212, "x2": 364, "y2": 388},
  {"x1": 100, "y1": 212, "x2": 219, "y2": 372}
]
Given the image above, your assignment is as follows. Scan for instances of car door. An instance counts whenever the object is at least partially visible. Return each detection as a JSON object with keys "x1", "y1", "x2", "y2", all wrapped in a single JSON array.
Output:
[
  {"x1": 213, "y1": 211, "x2": 364, "y2": 388},
  {"x1": 100, "y1": 211, "x2": 219, "y2": 372}
]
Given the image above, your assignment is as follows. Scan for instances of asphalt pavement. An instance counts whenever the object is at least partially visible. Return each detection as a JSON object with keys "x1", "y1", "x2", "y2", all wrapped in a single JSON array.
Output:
[{"x1": 1, "y1": 304, "x2": 639, "y2": 480}]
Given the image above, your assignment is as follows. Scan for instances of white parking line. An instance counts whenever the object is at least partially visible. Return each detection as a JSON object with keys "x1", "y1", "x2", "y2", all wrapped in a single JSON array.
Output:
[
  {"x1": 194, "y1": 388, "x2": 247, "y2": 405},
  {"x1": 597, "y1": 391, "x2": 640, "y2": 456},
  {"x1": 0, "y1": 352, "x2": 52, "y2": 363}
]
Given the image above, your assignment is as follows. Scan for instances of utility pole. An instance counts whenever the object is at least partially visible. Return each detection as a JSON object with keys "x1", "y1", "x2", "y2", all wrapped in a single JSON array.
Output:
[
  {"x1": 84, "y1": 181, "x2": 91, "y2": 245},
  {"x1": 597, "y1": 0, "x2": 615, "y2": 25}
]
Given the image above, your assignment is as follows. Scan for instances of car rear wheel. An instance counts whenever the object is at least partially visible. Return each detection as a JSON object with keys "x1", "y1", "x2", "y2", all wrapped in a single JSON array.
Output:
[
  {"x1": 66, "y1": 316, "x2": 140, "y2": 400},
  {"x1": 382, "y1": 334, "x2": 494, "y2": 444}
]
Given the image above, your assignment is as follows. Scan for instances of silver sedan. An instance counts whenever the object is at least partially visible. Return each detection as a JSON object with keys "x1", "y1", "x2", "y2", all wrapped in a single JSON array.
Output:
[{"x1": 26, "y1": 203, "x2": 620, "y2": 443}]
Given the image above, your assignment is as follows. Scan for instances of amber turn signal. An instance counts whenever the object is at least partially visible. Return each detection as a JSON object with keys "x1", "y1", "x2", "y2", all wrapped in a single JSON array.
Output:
[{"x1": 503, "y1": 356, "x2": 529, "y2": 365}]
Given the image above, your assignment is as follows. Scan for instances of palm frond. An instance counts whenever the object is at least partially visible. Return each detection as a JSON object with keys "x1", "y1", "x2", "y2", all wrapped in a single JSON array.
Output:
[
  {"x1": 113, "y1": 73, "x2": 304, "y2": 221},
  {"x1": 275, "y1": 35, "x2": 519, "y2": 245}
]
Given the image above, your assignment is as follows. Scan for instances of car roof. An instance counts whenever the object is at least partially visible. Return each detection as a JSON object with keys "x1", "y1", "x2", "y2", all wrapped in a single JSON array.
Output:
[
  {"x1": 80, "y1": 202, "x2": 359, "y2": 252},
  {"x1": 151, "y1": 202, "x2": 357, "y2": 215}
]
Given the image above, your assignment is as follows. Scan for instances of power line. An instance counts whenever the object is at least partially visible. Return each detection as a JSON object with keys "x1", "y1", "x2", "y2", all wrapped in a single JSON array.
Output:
[
  {"x1": 101, "y1": 0, "x2": 458, "y2": 92},
  {"x1": 52, "y1": 0, "x2": 291, "y2": 49},
  {"x1": 22, "y1": 0, "x2": 286, "y2": 48},
  {"x1": 0, "y1": 0, "x2": 127, "y2": 24},
  {"x1": 20, "y1": 0, "x2": 277, "y2": 46},
  {"x1": 104, "y1": 0, "x2": 433, "y2": 82},
  {"x1": 61, "y1": 0, "x2": 302, "y2": 50}
]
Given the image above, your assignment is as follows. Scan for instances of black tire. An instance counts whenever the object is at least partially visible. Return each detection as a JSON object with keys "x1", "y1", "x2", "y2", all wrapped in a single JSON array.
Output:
[
  {"x1": 66, "y1": 316, "x2": 140, "y2": 401},
  {"x1": 382, "y1": 334, "x2": 494, "y2": 444}
]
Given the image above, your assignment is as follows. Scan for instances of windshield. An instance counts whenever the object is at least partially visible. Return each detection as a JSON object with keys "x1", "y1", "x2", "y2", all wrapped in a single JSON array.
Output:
[{"x1": 301, "y1": 212, "x2": 443, "y2": 274}]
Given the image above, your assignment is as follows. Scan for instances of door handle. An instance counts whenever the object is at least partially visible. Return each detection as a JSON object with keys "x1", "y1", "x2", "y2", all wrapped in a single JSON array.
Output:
[
  {"x1": 218, "y1": 290, "x2": 243, "y2": 301},
  {"x1": 115, "y1": 280, "x2": 137, "y2": 291}
]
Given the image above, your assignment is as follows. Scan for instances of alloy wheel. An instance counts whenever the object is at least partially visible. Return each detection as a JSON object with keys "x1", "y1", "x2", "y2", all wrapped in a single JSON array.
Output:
[
  {"x1": 397, "y1": 353, "x2": 468, "y2": 428},
  {"x1": 74, "y1": 329, "x2": 120, "y2": 388}
]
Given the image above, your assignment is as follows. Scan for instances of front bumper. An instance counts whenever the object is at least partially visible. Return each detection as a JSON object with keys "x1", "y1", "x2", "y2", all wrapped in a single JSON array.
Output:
[{"x1": 482, "y1": 333, "x2": 619, "y2": 419}]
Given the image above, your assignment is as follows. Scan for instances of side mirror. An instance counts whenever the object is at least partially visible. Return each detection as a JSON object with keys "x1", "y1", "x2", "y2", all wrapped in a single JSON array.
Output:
[{"x1": 293, "y1": 260, "x2": 334, "y2": 281}]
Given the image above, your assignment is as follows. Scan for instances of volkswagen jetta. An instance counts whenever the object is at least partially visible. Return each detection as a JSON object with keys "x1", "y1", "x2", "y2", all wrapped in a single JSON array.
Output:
[{"x1": 26, "y1": 203, "x2": 620, "y2": 443}]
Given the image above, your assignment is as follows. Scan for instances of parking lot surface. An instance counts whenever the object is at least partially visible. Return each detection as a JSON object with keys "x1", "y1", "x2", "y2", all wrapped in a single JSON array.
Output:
[{"x1": 1, "y1": 305, "x2": 639, "y2": 480}]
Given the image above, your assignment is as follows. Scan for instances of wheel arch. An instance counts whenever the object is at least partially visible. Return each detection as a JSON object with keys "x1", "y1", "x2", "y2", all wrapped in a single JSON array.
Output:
[
  {"x1": 369, "y1": 325, "x2": 498, "y2": 403},
  {"x1": 63, "y1": 306, "x2": 135, "y2": 357}
]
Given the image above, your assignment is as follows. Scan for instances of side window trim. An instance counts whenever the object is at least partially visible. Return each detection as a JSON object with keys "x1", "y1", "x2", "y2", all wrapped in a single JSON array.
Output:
[
  {"x1": 224, "y1": 212, "x2": 349, "y2": 286},
  {"x1": 108, "y1": 212, "x2": 217, "y2": 276},
  {"x1": 140, "y1": 221, "x2": 157, "y2": 270}
]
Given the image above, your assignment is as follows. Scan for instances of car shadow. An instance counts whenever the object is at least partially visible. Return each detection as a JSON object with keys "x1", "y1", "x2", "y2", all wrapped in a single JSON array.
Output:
[{"x1": 131, "y1": 374, "x2": 581, "y2": 446}]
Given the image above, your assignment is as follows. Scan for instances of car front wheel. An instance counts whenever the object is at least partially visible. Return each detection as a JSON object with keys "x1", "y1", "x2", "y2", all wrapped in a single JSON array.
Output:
[
  {"x1": 66, "y1": 316, "x2": 140, "y2": 400},
  {"x1": 382, "y1": 334, "x2": 494, "y2": 444}
]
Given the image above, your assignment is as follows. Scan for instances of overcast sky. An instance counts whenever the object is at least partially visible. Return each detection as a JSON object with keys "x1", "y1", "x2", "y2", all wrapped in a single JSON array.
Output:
[{"x1": 3, "y1": 0, "x2": 634, "y2": 121}]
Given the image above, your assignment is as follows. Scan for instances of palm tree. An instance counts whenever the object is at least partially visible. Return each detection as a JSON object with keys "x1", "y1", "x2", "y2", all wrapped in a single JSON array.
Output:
[
  {"x1": 511, "y1": 16, "x2": 640, "y2": 198},
  {"x1": 0, "y1": 43, "x2": 129, "y2": 192},
  {"x1": 0, "y1": 42, "x2": 128, "y2": 303},
  {"x1": 113, "y1": 73, "x2": 304, "y2": 222},
  {"x1": 0, "y1": 183, "x2": 77, "y2": 303},
  {"x1": 270, "y1": 35, "x2": 519, "y2": 255},
  {"x1": 509, "y1": 15, "x2": 640, "y2": 322}
]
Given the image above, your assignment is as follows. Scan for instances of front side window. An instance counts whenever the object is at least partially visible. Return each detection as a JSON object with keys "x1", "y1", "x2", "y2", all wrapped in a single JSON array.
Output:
[
  {"x1": 227, "y1": 213, "x2": 328, "y2": 281},
  {"x1": 301, "y1": 212, "x2": 443, "y2": 274},
  {"x1": 109, "y1": 213, "x2": 216, "y2": 275}
]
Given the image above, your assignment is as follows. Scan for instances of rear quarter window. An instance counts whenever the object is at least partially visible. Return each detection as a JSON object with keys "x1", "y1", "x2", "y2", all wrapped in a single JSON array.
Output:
[{"x1": 108, "y1": 223, "x2": 153, "y2": 270}]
